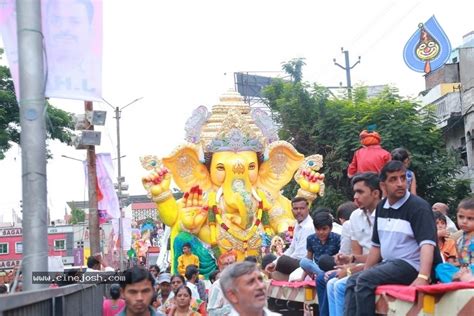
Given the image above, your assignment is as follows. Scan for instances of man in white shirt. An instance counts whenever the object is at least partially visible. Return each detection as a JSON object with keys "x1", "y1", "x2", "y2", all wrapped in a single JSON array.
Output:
[
  {"x1": 265, "y1": 197, "x2": 315, "y2": 277},
  {"x1": 322, "y1": 172, "x2": 381, "y2": 316},
  {"x1": 86, "y1": 253, "x2": 114, "y2": 272},
  {"x1": 208, "y1": 251, "x2": 237, "y2": 316},
  {"x1": 336, "y1": 202, "x2": 358, "y2": 255},
  {"x1": 184, "y1": 265, "x2": 201, "y2": 299},
  {"x1": 221, "y1": 261, "x2": 280, "y2": 316}
]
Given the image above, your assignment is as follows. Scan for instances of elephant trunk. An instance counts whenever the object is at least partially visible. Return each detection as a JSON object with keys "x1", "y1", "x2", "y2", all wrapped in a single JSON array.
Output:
[{"x1": 222, "y1": 177, "x2": 254, "y2": 229}]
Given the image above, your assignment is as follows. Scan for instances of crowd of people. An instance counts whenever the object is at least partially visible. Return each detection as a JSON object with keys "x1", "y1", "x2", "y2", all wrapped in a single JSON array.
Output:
[
  {"x1": 0, "y1": 126, "x2": 472, "y2": 316},
  {"x1": 34, "y1": 130, "x2": 468, "y2": 315},
  {"x1": 100, "y1": 159, "x2": 473, "y2": 316},
  {"x1": 99, "y1": 139, "x2": 474, "y2": 316},
  {"x1": 263, "y1": 159, "x2": 473, "y2": 316}
]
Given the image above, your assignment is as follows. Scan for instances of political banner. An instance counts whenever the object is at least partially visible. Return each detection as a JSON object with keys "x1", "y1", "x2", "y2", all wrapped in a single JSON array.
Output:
[{"x1": 0, "y1": 0, "x2": 102, "y2": 101}]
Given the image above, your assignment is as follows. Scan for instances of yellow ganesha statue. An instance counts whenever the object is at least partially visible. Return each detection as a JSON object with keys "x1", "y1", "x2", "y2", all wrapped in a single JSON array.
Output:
[{"x1": 141, "y1": 91, "x2": 324, "y2": 275}]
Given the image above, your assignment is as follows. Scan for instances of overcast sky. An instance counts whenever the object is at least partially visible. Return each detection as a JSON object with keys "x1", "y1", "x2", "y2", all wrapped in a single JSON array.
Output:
[{"x1": 0, "y1": 0, "x2": 473, "y2": 221}]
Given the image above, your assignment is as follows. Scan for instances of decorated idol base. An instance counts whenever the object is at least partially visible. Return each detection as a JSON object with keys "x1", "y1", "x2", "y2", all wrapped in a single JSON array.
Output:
[{"x1": 141, "y1": 90, "x2": 325, "y2": 277}]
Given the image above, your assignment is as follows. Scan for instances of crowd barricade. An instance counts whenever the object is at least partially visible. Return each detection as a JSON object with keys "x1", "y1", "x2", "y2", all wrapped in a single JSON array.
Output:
[
  {"x1": 375, "y1": 282, "x2": 474, "y2": 315},
  {"x1": 266, "y1": 279, "x2": 474, "y2": 315},
  {"x1": 0, "y1": 283, "x2": 107, "y2": 315},
  {"x1": 267, "y1": 280, "x2": 318, "y2": 304}
]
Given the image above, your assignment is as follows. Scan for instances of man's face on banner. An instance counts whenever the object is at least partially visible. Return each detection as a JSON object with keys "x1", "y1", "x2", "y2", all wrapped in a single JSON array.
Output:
[{"x1": 46, "y1": 0, "x2": 92, "y2": 63}]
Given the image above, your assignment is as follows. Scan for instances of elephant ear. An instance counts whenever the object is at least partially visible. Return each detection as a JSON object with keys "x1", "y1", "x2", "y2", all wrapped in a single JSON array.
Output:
[
  {"x1": 162, "y1": 144, "x2": 212, "y2": 192},
  {"x1": 258, "y1": 141, "x2": 304, "y2": 196}
]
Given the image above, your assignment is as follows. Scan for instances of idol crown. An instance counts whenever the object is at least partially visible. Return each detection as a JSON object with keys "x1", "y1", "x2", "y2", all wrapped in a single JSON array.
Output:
[
  {"x1": 206, "y1": 109, "x2": 264, "y2": 152},
  {"x1": 207, "y1": 128, "x2": 264, "y2": 153},
  {"x1": 184, "y1": 90, "x2": 277, "y2": 152}
]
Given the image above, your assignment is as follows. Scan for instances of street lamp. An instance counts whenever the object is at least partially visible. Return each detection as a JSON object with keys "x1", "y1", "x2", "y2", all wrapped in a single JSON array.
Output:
[
  {"x1": 61, "y1": 154, "x2": 84, "y2": 162},
  {"x1": 63, "y1": 154, "x2": 125, "y2": 161},
  {"x1": 103, "y1": 97, "x2": 143, "y2": 189},
  {"x1": 102, "y1": 97, "x2": 143, "y2": 270}
]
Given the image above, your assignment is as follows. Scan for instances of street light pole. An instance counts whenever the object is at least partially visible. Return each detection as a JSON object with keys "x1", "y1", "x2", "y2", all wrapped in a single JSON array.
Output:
[
  {"x1": 17, "y1": 0, "x2": 48, "y2": 291},
  {"x1": 103, "y1": 97, "x2": 143, "y2": 270},
  {"x1": 115, "y1": 105, "x2": 125, "y2": 270},
  {"x1": 61, "y1": 154, "x2": 84, "y2": 162},
  {"x1": 115, "y1": 106, "x2": 122, "y2": 202}
]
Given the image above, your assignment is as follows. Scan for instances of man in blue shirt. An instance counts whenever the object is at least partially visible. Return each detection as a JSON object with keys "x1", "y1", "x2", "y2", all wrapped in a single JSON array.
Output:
[{"x1": 118, "y1": 266, "x2": 158, "y2": 316}]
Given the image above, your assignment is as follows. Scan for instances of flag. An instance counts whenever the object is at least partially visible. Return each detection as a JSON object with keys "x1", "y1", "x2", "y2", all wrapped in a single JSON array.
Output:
[
  {"x1": 112, "y1": 217, "x2": 132, "y2": 250},
  {"x1": 95, "y1": 153, "x2": 120, "y2": 219}
]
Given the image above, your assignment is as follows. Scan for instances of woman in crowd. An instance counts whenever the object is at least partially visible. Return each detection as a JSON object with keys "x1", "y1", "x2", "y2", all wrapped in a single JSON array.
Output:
[
  {"x1": 168, "y1": 285, "x2": 201, "y2": 316},
  {"x1": 160, "y1": 274, "x2": 206, "y2": 315},
  {"x1": 103, "y1": 284, "x2": 125, "y2": 316}
]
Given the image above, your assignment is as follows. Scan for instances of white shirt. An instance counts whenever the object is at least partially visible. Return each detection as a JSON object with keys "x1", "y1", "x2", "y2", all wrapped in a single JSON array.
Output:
[
  {"x1": 283, "y1": 215, "x2": 315, "y2": 260},
  {"x1": 339, "y1": 221, "x2": 352, "y2": 255},
  {"x1": 382, "y1": 191, "x2": 410, "y2": 209},
  {"x1": 332, "y1": 222, "x2": 343, "y2": 235},
  {"x1": 85, "y1": 266, "x2": 114, "y2": 272},
  {"x1": 229, "y1": 307, "x2": 281, "y2": 316},
  {"x1": 446, "y1": 216, "x2": 458, "y2": 234},
  {"x1": 208, "y1": 279, "x2": 232, "y2": 316},
  {"x1": 349, "y1": 208, "x2": 375, "y2": 253},
  {"x1": 186, "y1": 282, "x2": 200, "y2": 300}
]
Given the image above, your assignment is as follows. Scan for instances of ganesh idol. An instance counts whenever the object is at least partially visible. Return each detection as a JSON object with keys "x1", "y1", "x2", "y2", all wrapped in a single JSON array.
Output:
[{"x1": 141, "y1": 90, "x2": 325, "y2": 276}]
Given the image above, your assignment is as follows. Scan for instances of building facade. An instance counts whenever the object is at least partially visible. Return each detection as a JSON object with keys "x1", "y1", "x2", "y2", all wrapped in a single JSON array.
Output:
[
  {"x1": 422, "y1": 31, "x2": 474, "y2": 191},
  {"x1": 0, "y1": 225, "x2": 75, "y2": 271}
]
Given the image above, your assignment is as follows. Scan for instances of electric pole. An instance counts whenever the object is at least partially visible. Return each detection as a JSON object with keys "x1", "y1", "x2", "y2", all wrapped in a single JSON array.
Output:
[
  {"x1": 115, "y1": 105, "x2": 125, "y2": 270},
  {"x1": 103, "y1": 97, "x2": 143, "y2": 270},
  {"x1": 85, "y1": 101, "x2": 101, "y2": 256},
  {"x1": 333, "y1": 47, "x2": 361, "y2": 99}
]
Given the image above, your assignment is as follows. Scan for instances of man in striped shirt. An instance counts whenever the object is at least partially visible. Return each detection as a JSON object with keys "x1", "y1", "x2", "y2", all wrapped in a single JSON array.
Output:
[{"x1": 344, "y1": 161, "x2": 441, "y2": 316}]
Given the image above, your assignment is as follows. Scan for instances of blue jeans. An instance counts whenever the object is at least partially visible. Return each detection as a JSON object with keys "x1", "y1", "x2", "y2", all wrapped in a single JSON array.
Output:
[
  {"x1": 344, "y1": 259, "x2": 417, "y2": 316},
  {"x1": 316, "y1": 271, "x2": 337, "y2": 316},
  {"x1": 327, "y1": 276, "x2": 348, "y2": 316},
  {"x1": 300, "y1": 257, "x2": 324, "y2": 276}
]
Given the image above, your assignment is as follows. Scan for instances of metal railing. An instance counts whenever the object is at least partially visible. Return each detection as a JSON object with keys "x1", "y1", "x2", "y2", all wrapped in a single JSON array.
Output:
[{"x1": 0, "y1": 283, "x2": 107, "y2": 316}]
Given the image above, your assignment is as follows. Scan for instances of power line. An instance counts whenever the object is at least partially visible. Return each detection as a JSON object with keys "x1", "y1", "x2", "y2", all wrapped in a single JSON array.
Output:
[
  {"x1": 324, "y1": 0, "x2": 423, "y2": 87},
  {"x1": 347, "y1": 1, "x2": 398, "y2": 49},
  {"x1": 356, "y1": 1, "x2": 424, "y2": 58}
]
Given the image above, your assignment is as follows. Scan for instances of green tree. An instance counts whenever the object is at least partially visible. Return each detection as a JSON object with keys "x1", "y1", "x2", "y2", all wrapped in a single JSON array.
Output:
[
  {"x1": 70, "y1": 208, "x2": 86, "y2": 224},
  {"x1": 281, "y1": 58, "x2": 306, "y2": 83},
  {"x1": 264, "y1": 62, "x2": 471, "y2": 214},
  {"x1": 0, "y1": 50, "x2": 74, "y2": 159}
]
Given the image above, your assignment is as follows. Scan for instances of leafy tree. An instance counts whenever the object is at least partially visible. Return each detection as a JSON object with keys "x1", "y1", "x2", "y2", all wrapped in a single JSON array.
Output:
[
  {"x1": 264, "y1": 62, "x2": 471, "y2": 215},
  {"x1": 0, "y1": 50, "x2": 75, "y2": 159},
  {"x1": 281, "y1": 57, "x2": 306, "y2": 83},
  {"x1": 70, "y1": 208, "x2": 86, "y2": 224}
]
